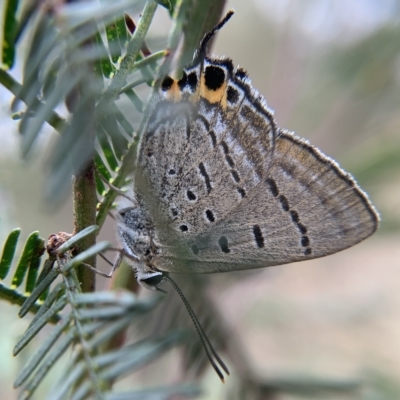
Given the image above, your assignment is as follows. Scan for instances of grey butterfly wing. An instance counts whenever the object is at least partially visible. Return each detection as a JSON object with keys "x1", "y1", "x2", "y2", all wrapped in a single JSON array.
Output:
[
  {"x1": 155, "y1": 128, "x2": 378, "y2": 273},
  {"x1": 134, "y1": 61, "x2": 378, "y2": 274}
]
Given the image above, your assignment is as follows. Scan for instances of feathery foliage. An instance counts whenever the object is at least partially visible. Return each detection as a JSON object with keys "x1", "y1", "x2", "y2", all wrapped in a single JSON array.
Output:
[{"x1": 0, "y1": 0, "x2": 221, "y2": 397}]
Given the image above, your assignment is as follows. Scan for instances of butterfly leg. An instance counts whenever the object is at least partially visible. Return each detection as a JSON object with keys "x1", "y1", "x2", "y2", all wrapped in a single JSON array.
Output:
[{"x1": 81, "y1": 249, "x2": 124, "y2": 278}]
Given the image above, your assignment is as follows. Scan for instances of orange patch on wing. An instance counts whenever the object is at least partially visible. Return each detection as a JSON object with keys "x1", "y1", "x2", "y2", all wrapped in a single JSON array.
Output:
[
  {"x1": 164, "y1": 80, "x2": 182, "y2": 102},
  {"x1": 199, "y1": 73, "x2": 228, "y2": 109}
]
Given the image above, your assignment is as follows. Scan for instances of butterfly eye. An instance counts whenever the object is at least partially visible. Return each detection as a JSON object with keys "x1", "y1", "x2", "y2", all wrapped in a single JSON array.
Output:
[
  {"x1": 140, "y1": 274, "x2": 164, "y2": 287},
  {"x1": 118, "y1": 207, "x2": 135, "y2": 217}
]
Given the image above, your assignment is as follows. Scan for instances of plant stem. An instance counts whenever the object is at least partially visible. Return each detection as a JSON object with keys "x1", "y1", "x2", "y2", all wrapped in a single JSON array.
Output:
[
  {"x1": 100, "y1": 0, "x2": 158, "y2": 104},
  {"x1": 73, "y1": 160, "x2": 97, "y2": 292}
]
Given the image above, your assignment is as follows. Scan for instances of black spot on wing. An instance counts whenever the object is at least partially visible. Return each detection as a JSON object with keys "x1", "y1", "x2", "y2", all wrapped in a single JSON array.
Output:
[
  {"x1": 191, "y1": 244, "x2": 199, "y2": 255},
  {"x1": 290, "y1": 210, "x2": 299, "y2": 223},
  {"x1": 279, "y1": 195, "x2": 289, "y2": 212},
  {"x1": 220, "y1": 140, "x2": 236, "y2": 168},
  {"x1": 264, "y1": 174, "x2": 313, "y2": 256},
  {"x1": 209, "y1": 130, "x2": 217, "y2": 147},
  {"x1": 237, "y1": 187, "x2": 246, "y2": 198},
  {"x1": 179, "y1": 225, "x2": 188, "y2": 232},
  {"x1": 235, "y1": 67, "x2": 248, "y2": 80},
  {"x1": 187, "y1": 72, "x2": 198, "y2": 92},
  {"x1": 252, "y1": 225, "x2": 264, "y2": 248},
  {"x1": 301, "y1": 236, "x2": 310, "y2": 247},
  {"x1": 161, "y1": 76, "x2": 174, "y2": 91},
  {"x1": 177, "y1": 72, "x2": 187, "y2": 90},
  {"x1": 199, "y1": 162, "x2": 212, "y2": 193},
  {"x1": 218, "y1": 236, "x2": 230, "y2": 253},
  {"x1": 266, "y1": 178, "x2": 279, "y2": 197},
  {"x1": 204, "y1": 66, "x2": 225, "y2": 90},
  {"x1": 297, "y1": 223, "x2": 307, "y2": 234},
  {"x1": 186, "y1": 190, "x2": 196, "y2": 201},
  {"x1": 227, "y1": 86, "x2": 239, "y2": 104},
  {"x1": 205, "y1": 209, "x2": 215, "y2": 222},
  {"x1": 225, "y1": 154, "x2": 235, "y2": 168},
  {"x1": 220, "y1": 140, "x2": 229, "y2": 154},
  {"x1": 231, "y1": 170, "x2": 240, "y2": 183}
]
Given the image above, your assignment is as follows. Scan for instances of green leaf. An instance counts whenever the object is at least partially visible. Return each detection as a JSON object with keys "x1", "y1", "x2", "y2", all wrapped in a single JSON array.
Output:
[
  {"x1": 19, "y1": 268, "x2": 59, "y2": 317},
  {"x1": 124, "y1": 89, "x2": 144, "y2": 113},
  {"x1": 94, "y1": 152, "x2": 111, "y2": 196},
  {"x1": 97, "y1": 126, "x2": 120, "y2": 172},
  {"x1": 113, "y1": 104, "x2": 134, "y2": 137},
  {"x1": 0, "y1": 69, "x2": 66, "y2": 133},
  {"x1": 18, "y1": 328, "x2": 76, "y2": 400},
  {"x1": 11, "y1": 231, "x2": 40, "y2": 288},
  {"x1": 42, "y1": 56, "x2": 62, "y2": 100},
  {"x1": 94, "y1": 31, "x2": 116, "y2": 79},
  {"x1": 133, "y1": 49, "x2": 167, "y2": 72},
  {"x1": 36, "y1": 258, "x2": 56, "y2": 300},
  {"x1": 20, "y1": 13, "x2": 55, "y2": 107},
  {"x1": 116, "y1": 15, "x2": 129, "y2": 49},
  {"x1": 74, "y1": 290, "x2": 138, "y2": 306},
  {"x1": 0, "y1": 281, "x2": 41, "y2": 313},
  {"x1": 95, "y1": 173, "x2": 107, "y2": 197},
  {"x1": 105, "y1": 18, "x2": 123, "y2": 64},
  {"x1": 62, "y1": 332, "x2": 187, "y2": 400},
  {"x1": 14, "y1": 314, "x2": 73, "y2": 387},
  {"x1": 105, "y1": 384, "x2": 202, "y2": 400},
  {"x1": 45, "y1": 94, "x2": 98, "y2": 202},
  {"x1": 100, "y1": 332, "x2": 186, "y2": 381},
  {"x1": 0, "y1": 228, "x2": 21, "y2": 279},
  {"x1": 14, "y1": 295, "x2": 68, "y2": 355},
  {"x1": 52, "y1": 362, "x2": 87, "y2": 400},
  {"x1": 20, "y1": 70, "x2": 81, "y2": 157},
  {"x1": 27, "y1": 282, "x2": 65, "y2": 329},
  {"x1": 87, "y1": 316, "x2": 134, "y2": 348},
  {"x1": 133, "y1": 52, "x2": 155, "y2": 83},
  {"x1": 100, "y1": 114, "x2": 128, "y2": 161},
  {"x1": 86, "y1": 291, "x2": 158, "y2": 323},
  {"x1": 13, "y1": 0, "x2": 36, "y2": 45},
  {"x1": 2, "y1": 0, "x2": 19, "y2": 68},
  {"x1": 95, "y1": 151, "x2": 113, "y2": 181},
  {"x1": 25, "y1": 236, "x2": 46, "y2": 294},
  {"x1": 120, "y1": 76, "x2": 151, "y2": 94}
]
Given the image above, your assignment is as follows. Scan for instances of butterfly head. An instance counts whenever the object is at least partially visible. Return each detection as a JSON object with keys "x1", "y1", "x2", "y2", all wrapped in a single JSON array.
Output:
[{"x1": 137, "y1": 270, "x2": 167, "y2": 292}]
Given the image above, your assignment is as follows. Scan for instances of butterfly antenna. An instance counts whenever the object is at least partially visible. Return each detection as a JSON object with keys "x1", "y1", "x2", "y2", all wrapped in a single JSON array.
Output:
[
  {"x1": 199, "y1": 10, "x2": 235, "y2": 55},
  {"x1": 165, "y1": 275, "x2": 229, "y2": 382}
]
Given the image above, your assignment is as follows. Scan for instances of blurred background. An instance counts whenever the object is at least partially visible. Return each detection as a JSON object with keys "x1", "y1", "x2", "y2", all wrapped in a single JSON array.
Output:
[{"x1": 1, "y1": 0, "x2": 400, "y2": 399}]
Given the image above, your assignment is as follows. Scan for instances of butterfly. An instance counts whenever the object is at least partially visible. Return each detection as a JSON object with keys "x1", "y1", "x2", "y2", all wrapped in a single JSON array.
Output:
[{"x1": 112, "y1": 11, "x2": 379, "y2": 381}]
